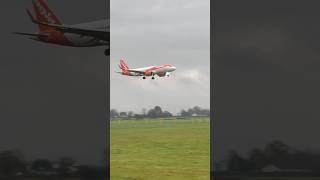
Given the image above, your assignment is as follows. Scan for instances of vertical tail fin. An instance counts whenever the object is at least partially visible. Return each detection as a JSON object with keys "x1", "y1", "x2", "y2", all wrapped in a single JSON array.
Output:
[
  {"x1": 119, "y1": 59, "x2": 129, "y2": 71},
  {"x1": 32, "y1": 0, "x2": 62, "y2": 32}
]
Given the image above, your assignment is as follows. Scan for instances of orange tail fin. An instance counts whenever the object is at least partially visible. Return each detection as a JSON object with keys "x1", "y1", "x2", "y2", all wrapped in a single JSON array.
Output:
[
  {"x1": 32, "y1": 0, "x2": 62, "y2": 32},
  {"x1": 119, "y1": 59, "x2": 129, "y2": 71}
]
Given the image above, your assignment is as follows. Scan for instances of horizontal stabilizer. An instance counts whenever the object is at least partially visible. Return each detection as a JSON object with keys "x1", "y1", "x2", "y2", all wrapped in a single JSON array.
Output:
[{"x1": 13, "y1": 32, "x2": 48, "y2": 38}]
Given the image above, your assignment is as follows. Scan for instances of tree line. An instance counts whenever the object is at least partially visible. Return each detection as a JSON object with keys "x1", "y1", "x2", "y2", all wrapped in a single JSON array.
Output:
[
  {"x1": 220, "y1": 140, "x2": 320, "y2": 173},
  {"x1": 0, "y1": 149, "x2": 107, "y2": 178},
  {"x1": 110, "y1": 106, "x2": 210, "y2": 119}
]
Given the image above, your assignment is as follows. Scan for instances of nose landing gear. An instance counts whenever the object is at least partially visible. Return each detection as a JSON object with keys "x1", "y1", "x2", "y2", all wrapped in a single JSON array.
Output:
[{"x1": 150, "y1": 72, "x2": 155, "y2": 80}]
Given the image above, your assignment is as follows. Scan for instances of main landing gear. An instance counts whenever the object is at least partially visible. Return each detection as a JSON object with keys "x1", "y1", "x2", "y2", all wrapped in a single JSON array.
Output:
[{"x1": 142, "y1": 76, "x2": 155, "y2": 80}]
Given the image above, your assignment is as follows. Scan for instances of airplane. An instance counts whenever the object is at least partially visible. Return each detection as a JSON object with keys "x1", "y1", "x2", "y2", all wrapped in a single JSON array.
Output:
[
  {"x1": 15, "y1": 0, "x2": 109, "y2": 56},
  {"x1": 117, "y1": 59, "x2": 176, "y2": 79}
]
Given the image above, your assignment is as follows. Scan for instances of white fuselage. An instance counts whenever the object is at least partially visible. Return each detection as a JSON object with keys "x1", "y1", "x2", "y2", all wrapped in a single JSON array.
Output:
[
  {"x1": 70, "y1": 20, "x2": 109, "y2": 46},
  {"x1": 31, "y1": 20, "x2": 109, "y2": 47},
  {"x1": 50, "y1": 20, "x2": 109, "y2": 47},
  {"x1": 129, "y1": 65, "x2": 176, "y2": 77}
]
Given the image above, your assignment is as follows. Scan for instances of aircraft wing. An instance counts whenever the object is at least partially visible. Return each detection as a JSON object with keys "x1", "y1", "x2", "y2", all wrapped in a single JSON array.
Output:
[
  {"x1": 26, "y1": 9, "x2": 109, "y2": 41},
  {"x1": 127, "y1": 70, "x2": 145, "y2": 75},
  {"x1": 42, "y1": 23, "x2": 109, "y2": 40}
]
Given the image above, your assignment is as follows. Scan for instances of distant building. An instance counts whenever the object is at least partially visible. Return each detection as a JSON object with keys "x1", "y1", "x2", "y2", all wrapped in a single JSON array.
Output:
[
  {"x1": 261, "y1": 165, "x2": 282, "y2": 172},
  {"x1": 261, "y1": 164, "x2": 310, "y2": 173},
  {"x1": 191, "y1": 113, "x2": 209, "y2": 117}
]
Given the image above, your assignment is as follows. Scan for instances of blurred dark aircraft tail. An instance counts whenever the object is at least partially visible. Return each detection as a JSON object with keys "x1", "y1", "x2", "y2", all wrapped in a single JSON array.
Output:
[
  {"x1": 119, "y1": 59, "x2": 130, "y2": 71},
  {"x1": 31, "y1": 0, "x2": 62, "y2": 32}
]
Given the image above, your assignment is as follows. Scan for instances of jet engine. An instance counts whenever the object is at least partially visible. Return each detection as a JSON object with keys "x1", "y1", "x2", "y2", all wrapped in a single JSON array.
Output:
[
  {"x1": 157, "y1": 72, "x2": 166, "y2": 77},
  {"x1": 157, "y1": 72, "x2": 171, "y2": 77}
]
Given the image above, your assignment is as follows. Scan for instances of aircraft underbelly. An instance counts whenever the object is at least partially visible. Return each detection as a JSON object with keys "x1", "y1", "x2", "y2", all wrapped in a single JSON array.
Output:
[{"x1": 64, "y1": 33, "x2": 106, "y2": 47}]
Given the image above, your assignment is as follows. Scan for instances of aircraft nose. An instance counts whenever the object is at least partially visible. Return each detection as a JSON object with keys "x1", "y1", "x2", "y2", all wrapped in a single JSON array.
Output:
[{"x1": 172, "y1": 66, "x2": 176, "y2": 71}]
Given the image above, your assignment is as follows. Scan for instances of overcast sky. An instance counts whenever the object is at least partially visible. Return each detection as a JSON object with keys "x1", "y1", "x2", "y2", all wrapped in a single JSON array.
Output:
[
  {"x1": 110, "y1": 0, "x2": 210, "y2": 114},
  {"x1": 213, "y1": 0, "x2": 320, "y2": 162}
]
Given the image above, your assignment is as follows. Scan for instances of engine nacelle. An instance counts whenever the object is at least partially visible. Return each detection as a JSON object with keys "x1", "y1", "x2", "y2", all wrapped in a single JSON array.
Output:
[
  {"x1": 157, "y1": 72, "x2": 170, "y2": 77},
  {"x1": 157, "y1": 72, "x2": 166, "y2": 77}
]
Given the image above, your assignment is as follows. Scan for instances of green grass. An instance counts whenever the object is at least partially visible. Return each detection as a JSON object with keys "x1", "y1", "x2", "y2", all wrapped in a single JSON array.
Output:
[
  {"x1": 247, "y1": 178, "x2": 320, "y2": 180},
  {"x1": 110, "y1": 118, "x2": 210, "y2": 180}
]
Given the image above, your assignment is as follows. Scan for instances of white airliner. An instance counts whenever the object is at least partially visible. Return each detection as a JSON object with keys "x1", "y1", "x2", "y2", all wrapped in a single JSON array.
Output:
[
  {"x1": 117, "y1": 59, "x2": 177, "y2": 79},
  {"x1": 15, "y1": 0, "x2": 109, "y2": 56}
]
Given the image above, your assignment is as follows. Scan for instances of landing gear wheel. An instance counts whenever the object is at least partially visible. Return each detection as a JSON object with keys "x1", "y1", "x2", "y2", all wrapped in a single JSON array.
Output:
[
  {"x1": 104, "y1": 49, "x2": 110, "y2": 56},
  {"x1": 143, "y1": 77, "x2": 146, "y2": 79},
  {"x1": 152, "y1": 76, "x2": 155, "y2": 80}
]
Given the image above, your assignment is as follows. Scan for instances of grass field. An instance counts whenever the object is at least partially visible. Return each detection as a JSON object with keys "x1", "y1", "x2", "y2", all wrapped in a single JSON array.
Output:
[
  {"x1": 238, "y1": 178, "x2": 320, "y2": 180},
  {"x1": 110, "y1": 118, "x2": 210, "y2": 180}
]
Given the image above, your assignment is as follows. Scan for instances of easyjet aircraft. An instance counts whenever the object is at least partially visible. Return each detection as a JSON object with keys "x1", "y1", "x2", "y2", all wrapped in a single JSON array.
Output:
[
  {"x1": 117, "y1": 59, "x2": 176, "y2": 79},
  {"x1": 15, "y1": 0, "x2": 109, "y2": 56}
]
